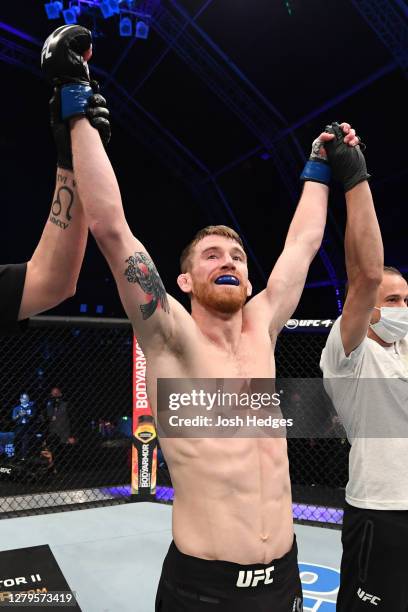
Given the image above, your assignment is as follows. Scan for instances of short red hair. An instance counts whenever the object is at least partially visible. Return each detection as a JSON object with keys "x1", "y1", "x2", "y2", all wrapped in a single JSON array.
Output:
[{"x1": 180, "y1": 225, "x2": 244, "y2": 273}]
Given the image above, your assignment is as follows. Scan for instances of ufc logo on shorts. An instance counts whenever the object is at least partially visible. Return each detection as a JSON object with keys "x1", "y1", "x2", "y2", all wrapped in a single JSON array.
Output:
[
  {"x1": 357, "y1": 588, "x2": 381, "y2": 605},
  {"x1": 292, "y1": 597, "x2": 303, "y2": 611},
  {"x1": 236, "y1": 565, "x2": 274, "y2": 587}
]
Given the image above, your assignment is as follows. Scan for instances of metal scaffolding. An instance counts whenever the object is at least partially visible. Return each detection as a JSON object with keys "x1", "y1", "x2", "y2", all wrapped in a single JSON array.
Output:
[
  {"x1": 351, "y1": 0, "x2": 408, "y2": 77},
  {"x1": 148, "y1": 2, "x2": 344, "y2": 306},
  {"x1": 0, "y1": 33, "x2": 267, "y2": 283}
]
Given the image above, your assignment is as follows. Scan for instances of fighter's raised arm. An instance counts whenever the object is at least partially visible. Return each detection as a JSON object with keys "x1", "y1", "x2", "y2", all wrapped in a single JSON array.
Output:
[
  {"x1": 247, "y1": 123, "x2": 359, "y2": 336},
  {"x1": 71, "y1": 117, "x2": 188, "y2": 351},
  {"x1": 42, "y1": 26, "x2": 190, "y2": 351}
]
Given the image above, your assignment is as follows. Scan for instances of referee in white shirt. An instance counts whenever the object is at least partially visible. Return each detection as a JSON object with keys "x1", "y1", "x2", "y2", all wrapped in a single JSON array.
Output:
[{"x1": 320, "y1": 126, "x2": 408, "y2": 610}]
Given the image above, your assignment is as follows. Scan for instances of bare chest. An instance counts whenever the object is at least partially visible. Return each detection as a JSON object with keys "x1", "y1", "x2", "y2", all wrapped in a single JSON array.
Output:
[
  {"x1": 188, "y1": 336, "x2": 275, "y2": 378},
  {"x1": 146, "y1": 329, "x2": 275, "y2": 412}
]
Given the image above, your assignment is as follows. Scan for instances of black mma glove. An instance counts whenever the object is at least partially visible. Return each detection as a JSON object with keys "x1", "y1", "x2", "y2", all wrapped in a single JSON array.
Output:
[
  {"x1": 324, "y1": 122, "x2": 371, "y2": 192},
  {"x1": 86, "y1": 91, "x2": 111, "y2": 147},
  {"x1": 50, "y1": 88, "x2": 111, "y2": 170},
  {"x1": 49, "y1": 85, "x2": 72, "y2": 170},
  {"x1": 41, "y1": 24, "x2": 91, "y2": 85},
  {"x1": 42, "y1": 25, "x2": 93, "y2": 121},
  {"x1": 42, "y1": 26, "x2": 111, "y2": 168}
]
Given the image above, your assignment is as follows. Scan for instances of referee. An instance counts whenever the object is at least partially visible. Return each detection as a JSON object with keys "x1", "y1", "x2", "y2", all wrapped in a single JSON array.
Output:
[{"x1": 320, "y1": 127, "x2": 408, "y2": 610}]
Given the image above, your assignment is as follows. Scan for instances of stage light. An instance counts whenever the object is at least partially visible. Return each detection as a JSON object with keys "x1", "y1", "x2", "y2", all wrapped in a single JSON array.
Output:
[
  {"x1": 119, "y1": 16, "x2": 132, "y2": 36},
  {"x1": 100, "y1": 1, "x2": 113, "y2": 18},
  {"x1": 96, "y1": 305, "x2": 104, "y2": 314},
  {"x1": 44, "y1": 1, "x2": 63, "y2": 20},
  {"x1": 63, "y1": 8, "x2": 78, "y2": 24},
  {"x1": 80, "y1": 304, "x2": 88, "y2": 313},
  {"x1": 135, "y1": 20, "x2": 149, "y2": 39},
  {"x1": 108, "y1": 0, "x2": 121, "y2": 14}
]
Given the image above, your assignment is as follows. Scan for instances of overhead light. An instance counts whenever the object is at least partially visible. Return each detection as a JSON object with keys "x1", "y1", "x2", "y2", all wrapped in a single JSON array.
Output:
[
  {"x1": 108, "y1": 0, "x2": 121, "y2": 13},
  {"x1": 63, "y1": 7, "x2": 79, "y2": 24},
  {"x1": 100, "y1": 1, "x2": 113, "y2": 18},
  {"x1": 135, "y1": 20, "x2": 149, "y2": 39},
  {"x1": 44, "y1": 1, "x2": 63, "y2": 20},
  {"x1": 119, "y1": 16, "x2": 132, "y2": 36}
]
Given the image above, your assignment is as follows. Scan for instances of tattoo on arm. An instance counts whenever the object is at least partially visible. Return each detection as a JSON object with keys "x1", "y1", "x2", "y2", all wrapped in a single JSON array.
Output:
[
  {"x1": 124, "y1": 252, "x2": 170, "y2": 320},
  {"x1": 57, "y1": 173, "x2": 67, "y2": 185},
  {"x1": 49, "y1": 185, "x2": 75, "y2": 230}
]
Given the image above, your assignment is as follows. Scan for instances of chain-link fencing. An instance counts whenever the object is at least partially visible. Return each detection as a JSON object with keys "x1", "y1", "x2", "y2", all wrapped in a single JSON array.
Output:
[
  {"x1": 1, "y1": 317, "x2": 345, "y2": 526},
  {"x1": 276, "y1": 326, "x2": 348, "y2": 526},
  {"x1": 0, "y1": 317, "x2": 133, "y2": 518}
]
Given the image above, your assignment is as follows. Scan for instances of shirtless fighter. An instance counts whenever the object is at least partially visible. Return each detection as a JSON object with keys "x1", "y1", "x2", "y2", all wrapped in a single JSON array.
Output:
[{"x1": 41, "y1": 25, "x2": 363, "y2": 612}]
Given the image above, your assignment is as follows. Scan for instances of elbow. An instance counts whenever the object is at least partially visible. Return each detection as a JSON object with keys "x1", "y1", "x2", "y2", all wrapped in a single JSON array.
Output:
[
  {"x1": 299, "y1": 232, "x2": 324, "y2": 260},
  {"x1": 286, "y1": 231, "x2": 323, "y2": 260},
  {"x1": 357, "y1": 269, "x2": 383, "y2": 288},
  {"x1": 310, "y1": 238, "x2": 323, "y2": 258},
  {"x1": 64, "y1": 284, "x2": 77, "y2": 300},
  {"x1": 90, "y1": 220, "x2": 130, "y2": 260},
  {"x1": 47, "y1": 285, "x2": 76, "y2": 309},
  {"x1": 54, "y1": 275, "x2": 77, "y2": 302},
  {"x1": 309, "y1": 228, "x2": 325, "y2": 255},
  {"x1": 89, "y1": 219, "x2": 105, "y2": 241},
  {"x1": 89, "y1": 219, "x2": 123, "y2": 247}
]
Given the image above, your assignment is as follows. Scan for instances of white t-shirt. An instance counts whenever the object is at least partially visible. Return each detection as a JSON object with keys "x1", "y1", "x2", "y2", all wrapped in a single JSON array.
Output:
[{"x1": 320, "y1": 316, "x2": 408, "y2": 510}]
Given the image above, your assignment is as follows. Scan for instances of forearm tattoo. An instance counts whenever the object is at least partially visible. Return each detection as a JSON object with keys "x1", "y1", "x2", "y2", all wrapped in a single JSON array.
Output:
[
  {"x1": 124, "y1": 252, "x2": 170, "y2": 320},
  {"x1": 49, "y1": 176, "x2": 75, "y2": 230}
]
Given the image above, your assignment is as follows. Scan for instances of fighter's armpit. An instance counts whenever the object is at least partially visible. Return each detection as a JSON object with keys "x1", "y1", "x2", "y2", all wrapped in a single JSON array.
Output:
[{"x1": 124, "y1": 251, "x2": 170, "y2": 320}]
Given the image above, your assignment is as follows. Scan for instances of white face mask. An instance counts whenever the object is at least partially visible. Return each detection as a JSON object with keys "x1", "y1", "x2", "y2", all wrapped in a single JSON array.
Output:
[{"x1": 370, "y1": 307, "x2": 408, "y2": 343}]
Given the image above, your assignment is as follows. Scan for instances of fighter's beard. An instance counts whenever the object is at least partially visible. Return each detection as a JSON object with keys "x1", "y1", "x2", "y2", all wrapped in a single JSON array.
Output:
[{"x1": 193, "y1": 279, "x2": 247, "y2": 314}]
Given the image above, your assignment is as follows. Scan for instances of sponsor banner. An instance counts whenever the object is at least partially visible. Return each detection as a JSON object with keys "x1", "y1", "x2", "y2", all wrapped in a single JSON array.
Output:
[
  {"x1": 284, "y1": 319, "x2": 334, "y2": 332},
  {"x1": 0, "y1": 545, "x2": 81, "y2": 610},
  {"x1": 131, "y1": 337, "x2": 157, "y2": 499},
  {"x1": 0, "y1": 433, "x2": 14, "y2": 459},
  {"x1": 157, "y1": 377, "x2": 408, "y2": 438}
]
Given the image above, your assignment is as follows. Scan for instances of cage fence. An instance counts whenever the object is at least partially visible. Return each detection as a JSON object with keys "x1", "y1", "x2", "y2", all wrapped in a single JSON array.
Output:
[{"x1": 0, "y1": 317, "x2": 346, "y2": 526}]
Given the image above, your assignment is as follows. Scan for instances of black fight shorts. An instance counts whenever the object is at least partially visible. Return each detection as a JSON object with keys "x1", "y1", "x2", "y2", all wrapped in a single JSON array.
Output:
[
  {"x1": 155, "y1": 537, "x2": 303, "y2": 612},
  {"x1": 337, "y1": 502, "x2": 408, "y2": 611}
]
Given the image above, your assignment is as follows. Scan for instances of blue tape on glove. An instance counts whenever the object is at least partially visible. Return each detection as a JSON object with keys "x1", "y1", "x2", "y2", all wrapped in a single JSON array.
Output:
[
  {"x1": 61, "y1": 83, "x2": 93, "y2": 121},
  {"x1": 300, "y1": 160, "x2": 331, "y2": 185}
]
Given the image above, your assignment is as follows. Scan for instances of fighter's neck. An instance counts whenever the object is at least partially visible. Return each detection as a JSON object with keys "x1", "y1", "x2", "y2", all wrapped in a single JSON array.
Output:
[{"x1": 191, "y1": 306, "x2": 244, "y2": 352}]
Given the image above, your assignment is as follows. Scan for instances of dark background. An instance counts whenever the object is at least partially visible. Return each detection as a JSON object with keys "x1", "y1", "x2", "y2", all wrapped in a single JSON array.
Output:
[{"x1": 1, "y1": 0, "x2": 406, "y2": 318}]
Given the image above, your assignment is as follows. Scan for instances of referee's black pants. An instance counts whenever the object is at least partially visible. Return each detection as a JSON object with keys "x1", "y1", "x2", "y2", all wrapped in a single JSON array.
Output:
[{"x1": 337, "y1": 502, "x2": 408, "y2": 611}]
